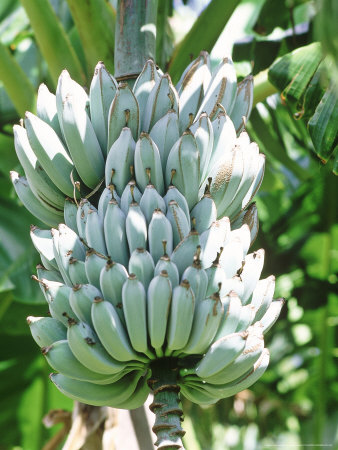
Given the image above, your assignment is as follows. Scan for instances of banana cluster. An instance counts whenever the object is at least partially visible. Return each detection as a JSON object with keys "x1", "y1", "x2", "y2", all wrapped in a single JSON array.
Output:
[{"x1": 12, "y1": 53, "x2": 282, "y2": 408}]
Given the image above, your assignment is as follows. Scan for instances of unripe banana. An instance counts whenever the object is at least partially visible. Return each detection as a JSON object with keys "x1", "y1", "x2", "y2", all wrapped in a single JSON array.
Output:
[
  {"x1": 214, "y1": 291, "x2": 242, "y2": 340},
  {"x1": 240, "y1": 249, "x2": 265, "y2": 304},
  {"x1": 147, "y1": 271, "x2": 172, "y2": 355},
  {"x1": 143, "y1": 73, "x2": 179, "y2": 132},
  {"x1": 165, "y1": 131, "x2": 200, "y2": 209},
  {"x1": 36, "y1": 83, "x2": 62, "y2": 138},
  {"x1": 98, "y1": 185, "x2": 120, "y2": 220},
  {"x1": 179, "y1": 384, "x2": 218, "y2": 405},
  {"x1": 230, "y1": 75, "x2": 253, "y2": 135},
  {"x1": 58, "y1": 223, "x2": 86, "y2": 280},
  {"x1": 89, "y1": 61, "x2": 118, "y2": 154},
  {"x1": 30, "y1": 226, "x2": 58, "y2": 271},
  {"x1": 24, "y1": 113, "x2": 77, "y2": 197},
  {"x1": 115, "y1": 372, "x2": 150, "y2": 410},
  {"x1": 252, "y1": 275, "x2": 275, "y2": 321},
  {"x1": 76, "y1": 198, "x2": 95, "y2": 240},
  {"x1": 69, "y1": 258, "x2": 88, "y2": 285},
  {"x1": 125, "y1": 202, "x2": 147, "y2": 254},
  {"x1": 166, "y1": 280, "x2": 195, "y2": 354},
  {"x1": 189, "y1": 112, "x2": 213, "y2": 183},
  {"x1": 196, "y1": 57, "x2": 237, "y2": 120},
  {"x1": 105, "y1": 127, "x2": 136, "y2": 194},
  {"x1": 107, "y1": 82, "x2": 140, "y2": 150},
  {"x1": 41, "y1": 280, "x2": 75, "y2": 326},
  {"x1": 181, "y1": 292, "x2": 224, "y2": 356},
  {"x1": 27, "y1": 316, "x2": 66, "y2": 347},
  {"x1": 122, "y1": 275, "x2": 152, "y2": 357},
  {"x1": 85, "y1": 209, "x2": 107, "y2": 255},
  {"x1": 140, "y1": 184, "x2": 166, "y2": 224},
  {"x1": 154, "y1": 253, "x2": 179, "y2": 289},
  {"x1": 181, "y1": 248, "x2": 208, "y2": 302},
  {"x1": 64, "y1": 198, "x2": 78, "y2": 234},
  {"x1": 36, "y1": 264, "x2": 63, "y2": 283},
  {"x1": 259, "y1": 298, "x2": 284, "y2": 334},
  {"x1": 134, "y1": 133, "x2": 164, "y2": 195},
  {"x1": 190, "y1": 189, "x2": 217, "y2": 234},
  {"x1": 103, "y1": 200, "x2": 129, "y2": 267},
  {"x1": 235, "y1": 304, "x2": 256, "y2": 332},
  {"x1": 148, "y1": 209, "x2": 173, "y2": 264},
  {"x1": 149, "y1": 110, "x2": 180, "y2": 169},
  {"x1": 85, "y1": 249, "x2": 107, "y2": 289},
  {"x1": 69, "y1": 283, "x2": 102, "y2": 327},
  {"x1": 231, "y1": 202, "x2": 259, "y2": 247},
  {"x1": 120, "y1": 180, "x2": 142, "y2": 215},
  {"x1": 67, "y1": 320, "x2": 126, "y2": 374},
  {"x1": 219, "y1": 236, "x2": 244, "y2": 279},
  {"x1": 43, "y1": 340, "x2": 127, "y2": 384},
  {"x1": 99, "y1": 260, "x2": 128, "y2": 324},
  {"x1": 205, "y1": 252, "x2": 228, "y2": 297},
  {"x1": 164, "y1": 185, "x2": 190, "y2": 226},
  {"x1": 51, "y1": 228, "x2": 72, "y2": 286},
  {"x1": 200, "y1": 217, "x2": 230, "y2": 268},
  {"x1": 166, "y1": 200, "x2": 190, "y2": 248},
  {"x1": 171, "y1": 230, "x2": 200, "y2": 277},
  {"x1": 229, "y1": 224, "x2": 251, "y2": 260},
  {"x1": 133, "y1": 59, "x2": 159, "y2": 118},
  {"x1": 128, "y1": 248, "x2": 155, "y2": 290},
  {"x1": 92, "y1": 297, "x2": 147, "y2": 362},
  {"x1": 240, "y1": 154, "x2": 265, "y2": 215},
  {"x1": 195, "y1": 331, "x2": 247, "y2": 379}
]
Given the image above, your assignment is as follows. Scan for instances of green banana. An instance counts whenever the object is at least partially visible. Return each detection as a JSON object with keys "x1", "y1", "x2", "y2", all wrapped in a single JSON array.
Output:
[
  {"x1": 99, "y1": 260, "x2": 128, "y2": 322},
  {"x1": 166, "y1": 200, "x2": 190, "y2": 248},
  {"x1": 120, "y1": 180, "x2": 142, "y2": 215},
  {"x1": 164, "y1": 185, "x2": 191, "y2": 227},
  {"x1": 199, "y1": 217, "x2": 230, "y2": 269},
  {"x1": 154, "y1": 253, "x2": 179, "y2": 289},
  {"x1": 181, "y1": 248, "x2": 208, "y2": 302},
  {"x1": 27, "y1": 316, "x2": 66, "y2": 347},
  {"x1": 190, "y1": 112, "x2": 213, "y2": 183},
  {"x1": 128, "y1": 248, "x2": 154, "y2": 290},
  {"x1": 36, "y1": 264, "x2": 63, "y2": 283},
  {"x1": 190, "y1": 190, "x2": 217, "y2": 234},
  {"x1": 214, "y1": 292, "x2": 243, "y2": 340},
  {"x1": 103, "y1": 200, "x2": 129, "y2": 267},
  {"x1": 148, "y1": 209, "x2": 173, "y2": 264},
  {"x1": 68, "y1": 258, "x2": 88, "y2": 285},
  {"x1": 235, "y1": 304, "x2": 256, "y2": 333},
  {"x1": 140, "y1": 184, "x2": 166, "y2": 224},
  {"x1": 85, "y1": 208, "x2": 107, "y2": 255},
  {"x1": 207, "y1": 112, "x2": 236, "y2": 175},
  {"x1": 230, "y1": 75, "x2": 253, "y2": 135},
  {"x1": 134, "y1": 133, "x2": 164, "y2": 195},
  {"x1": 252, "y1": 275, "x2": 275, "y2": 321},
  {"x1": 30, "y1": 226, "x2": 58, "y2": 271},
  {"x1": 260, "y1": 298, "x2": 285, "y2": 334},
  {"x1": 240, "y1": 249, "x2": 265, "y2": 304},
  {"x1": 41, "y1": 280, "x2": 75, "y2": 326},
  {"x1": 171, "y1": 230, "x2": 200, "y2": 277},
  {"x1": 125, "y1": 202, "x2": 147, "y2": 254},
  {"x1": 149, "y1": 110, "x2": 180, "y2": 169},
  {"x1": 64, "y1": 198, "x2": 78, "y2": 234},
  {"x1": 69, "y1": 283, "x2": 102, "y2": 327},
  {"x1": 85, "y1": 249, "x2": 107, "y2": 289},
  {"x1": 36, "y1": 83, "x2": 62, "y2": 138},
  {"x1": 133, "y1": 59, "x2": 159, "y2": 118}
]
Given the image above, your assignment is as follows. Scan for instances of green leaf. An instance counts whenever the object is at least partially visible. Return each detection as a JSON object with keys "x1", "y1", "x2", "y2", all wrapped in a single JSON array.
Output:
[
  {"x1": 168, "y1": 0, "x2": 239, "y2": 84},
  {"x1": 20, "y1": 0, "x2": 85, "y2": 86},
  {"x1": 66, "y1": 0, "x2": 116, "y2": 76}
]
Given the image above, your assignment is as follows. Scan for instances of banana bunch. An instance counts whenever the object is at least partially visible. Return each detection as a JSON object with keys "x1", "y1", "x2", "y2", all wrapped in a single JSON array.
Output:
[{"x1": 12, "y1": 53, "x2": 283, "y2": 408}]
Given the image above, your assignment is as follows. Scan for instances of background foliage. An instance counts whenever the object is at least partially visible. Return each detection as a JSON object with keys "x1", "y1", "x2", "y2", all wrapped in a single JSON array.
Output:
[{"x1": 0, "y1": 0, "x2": 337, "y2": 448}]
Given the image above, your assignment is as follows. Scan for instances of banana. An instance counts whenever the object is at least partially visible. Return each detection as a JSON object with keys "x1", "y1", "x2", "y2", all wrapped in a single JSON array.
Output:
[
  {"x1": 24, "y1": 113, "x2": 77, "y2": 197},
  {"x1": 189, "y1": 112, "x2": 213, "y2": 183},
  {"x1": 259, "y1": 298, "x2": 285, "y2": 334},
  {"x1": 30, "y1": 226, "x2": 58, "y2": 271},
  {"x1": 166, "y1": 280, "x2": 195, "y2": 354},
  {"x1": 51, "y1": 228, "x2": 71, "y2": 285},
  {"x1": 213, "y1": 291, "x2": 242, "y2": 340},
  {"x1": 195, "y1": 57, "x2": 237, "y2": 121},
  {"x1": 154, "y1": 252, "x2": 179, "y2": 289},
  {"x1": 140, "y1": 184, "x2": 166, "y2": 224},
  {"x1": 105, "y1": 127, "x2": 136, "y2": 195},
  {"x1": 98, "y1": 185, "x2": 119, "y2": 220},
  {"x1": 58, "y1": 223, "x2": 86, "y2": 280},
  {"x1": 179, "y1": 384, "x2": 218, "y2": 405},
  {"x1": 148, "y1": 209, "x2": 173, "y2": 264},
  {"x1": 64, "y1": 198, "x2": 78, "y2": 234},
  {"x1": 76, "y1": 198, "x2": 95, "y2": 240},
  {"x1": 171, "y1": 230, "x2": 200, "y2": 277},
  {"x1": 91, "y1": 297, "x2": 146, "y2": 362},
  {"x1": 42, "y1": 280, "x2": 75, "y2": 326},
  {"x1": 181, "y1": 247, "x2": 208, "y2": 302},
  {"x1": 85, "y1": 249, "x2": 107, "y2": 289},
  {"x1": 164, "y1": 186, "x2": 190, "y2": 227},
  {"x1": 252, "y1": 275, "x2": 275, "y2": 321},
  {"x1": 122, "y1": 274, "x2": 152, "y2": 357},
  {"x1": 147, "y1": 271, "x2": 172, "y2": 356},
  {"x1": 240, "y1": 249, "x2": 265, "y2": 304},
  {"x1": 103, "y1": 199, "x2": 129, "y2": 267},
  {"x1": 43, "y1": 339, "x2": 128, "y2": 384},
  {"x1": 62, "y1": 93, "x2": 105, "y2": 189},
  {"x1": 181, "y1": 292, "x2": 224, "y2": 355},
  {"x1": 239, "y1": 155, "x2": 265, "y2": 215},
  {"x1": 128, "y1": 248, "x2": 155, "y2": 290},
  {"x1": 202, "y1": 326, "x2": 264, "y2": 384},
  {"x1": 13, "y1": 125, "x2": 65, "y2": 209},
  {"x1": 143, "y1": 73, "x2": 179, "y2": 132},
  {"x1": 120, "y1": 180, "x2": 142, "y2": 215},
  {"x1": 68, "y1": 258, "x2": 88, "y2": 285},
  {"x1": 230, "y1": 75, "x2": 253, "y2": 135},
  {"x1": 235, "y1": 304, "x2": 256, "y2": 333},
  {"x1": 125, "y1": 202, "x2": 147, "y2": 254},
  {"x1": 165, "y1": 131, "x2": 200, "y2": 209},
  {"x1": 166, "y1": 200, "x2": 190, "y2": 249},
  {"x1": 178, "y1": 52, "x2": 211, "y2": 132},
  {"x1": 133, "y1": 59, "x2": 159, "y2": 118},
  {"x1": 89, "y1": 61, "x2": 118, "y2": 154},
  {"x1": 10, "y1": 172, "x2": 63, "y2": 227},
  {"x1": 199, "y1": 217, "x2": 230, "y2": 269},
  {"x1": 99, "y1": 260, "x2": 128, "y2": 324},
  {"x1": 236, "y1": 130, "x2": 251, "y2": 147},
  {"x1": 67, "y1": 320, "x2": 126, "y2": 374},
  {"x1": 115, "y1": 372, "x2": 150, "y2": 410},
  {"x1": 134, "y1": 133, "x2": 165, "y2": 195},
  {"x1": 205, "y1": 252, "x2": 228, "y2": 297},
  {"x1": 231, "y1": 202, "x2": 259, "y2": 247},
  {"x1": 219, "y1": 235, "x2": 244, "y2": 279},
  {"x1": 27, "y1": 316, "x2": 66, "y2": 347},
  {"x1": 85, "y1": 209, "x2": 107, "y2": 255},
  {"x1": 69, "y1": 283, "x2": 101, "y2": 327},
  {"x1": 107, "y1": 82, "x2": 140, "y2": 150},
  {"x1": 50, "y1": 370, "x2": 145, "y2": 406},
  {"x1": 149, "y1": 110, "x2": 180, "y2": 169},
  {"x1": 190, "y1": 188, "x2": 217, "y2": 234},
  {"x1": 195, "y1": 331, "x2": 247, "y2": 379},
  {"x1": 36, "y1": 264, "x2": 63, "y2": 283},
  {"x1": 229, "y1": 224, "x2": 251, "y2": 260},
  {"x1": 36, "y1": 83, "x2": 63, "y2": 138}
]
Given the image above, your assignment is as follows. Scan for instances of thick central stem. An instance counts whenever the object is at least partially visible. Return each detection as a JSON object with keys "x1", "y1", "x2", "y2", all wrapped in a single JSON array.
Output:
[{"x1": 148, "y1": 359, "x2": 185, "y2": 450}]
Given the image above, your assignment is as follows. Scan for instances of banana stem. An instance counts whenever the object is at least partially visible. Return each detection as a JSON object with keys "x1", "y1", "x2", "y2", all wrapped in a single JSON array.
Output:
[
  {"x1": 253, "y1": 69, "x2": 278, "y2": 107},
  {"x1": 114, "y1": 0, "x2": 158, "y2": 82},
  {"x1": 148, "y1": 359, "x2": 185, "y2": 450}
]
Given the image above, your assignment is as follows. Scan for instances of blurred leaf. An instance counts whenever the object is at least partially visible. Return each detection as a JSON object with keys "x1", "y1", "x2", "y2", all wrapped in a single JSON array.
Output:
[
  {"x1": 66, "y1": 0, "x2": 116, "y2": 76},
  {"x1": 20, "y1": 0, "x2": 85, "y2": 86},
  {"x1": 156, "y1": 0, "x2": 174, "y2": 69},
  {"x1": 168, "y1": 0, "x2": 238, "y2": 83}
]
